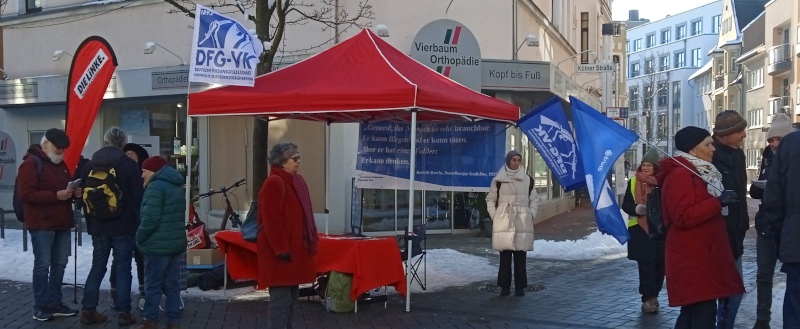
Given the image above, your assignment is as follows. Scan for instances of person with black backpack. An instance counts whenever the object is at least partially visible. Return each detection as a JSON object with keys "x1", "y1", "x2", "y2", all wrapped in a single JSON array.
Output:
[
  {"x1": 78, "y1": 127, "x2": 144, "y2": 326},
  {"x1": 18, "y1": 129, "x2": 82, "y2": 322},
  {"x1": 486, "y1": 150, "x2": 539, "y2": 297}
]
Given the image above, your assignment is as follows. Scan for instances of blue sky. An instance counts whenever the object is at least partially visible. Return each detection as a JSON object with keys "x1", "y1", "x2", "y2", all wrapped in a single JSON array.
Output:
[{"x1": 612, "y1": 0, "x2": 718, "y2": 21}]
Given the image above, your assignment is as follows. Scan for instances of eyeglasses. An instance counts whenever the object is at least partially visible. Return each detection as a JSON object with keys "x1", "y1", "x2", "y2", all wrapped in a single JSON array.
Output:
[{"x1": 291, "y1": 156, "x2": 301, "y2": 162}]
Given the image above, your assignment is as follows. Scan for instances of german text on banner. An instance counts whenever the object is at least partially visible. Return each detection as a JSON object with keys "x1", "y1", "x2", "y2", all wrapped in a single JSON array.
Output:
[
  {"x1": 189, "y1": 5, "x2": 263, "y2": 86},
  {"x1": 63, "y1": 36, "x2": 119, "y2": 174},
  {"x1": 518, "y1": 96, "x2": 584, "y2": 192},
  {"x1": 570, "y1": 96, "x2": 637, "y2": 244}
]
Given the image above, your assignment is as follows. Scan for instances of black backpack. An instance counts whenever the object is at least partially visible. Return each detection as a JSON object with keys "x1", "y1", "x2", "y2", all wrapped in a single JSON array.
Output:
[
  {"x1": 13, "y1": 157, "x2": 43, "y2": 222},
  {"x1": 82, "y1": 164, "x2": 124, "y2": 220},
  {"x1": 646, "y1": 186, "x2": 667, "y2": 241}
]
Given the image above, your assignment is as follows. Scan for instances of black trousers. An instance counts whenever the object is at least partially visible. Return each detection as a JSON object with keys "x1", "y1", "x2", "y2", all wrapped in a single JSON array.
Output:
[
  {"x1": 110, "y1": 246, "x2": 145, "y2": 292},
  {"x1": 497, "y1": 250, "x2": 527, "y2": 289},
  {"x1": 637, "y1": 259, "x2": 665, "y2": 301},
  {"x1": 674, "y1": 299, "x2": 717, "y2": 329}
]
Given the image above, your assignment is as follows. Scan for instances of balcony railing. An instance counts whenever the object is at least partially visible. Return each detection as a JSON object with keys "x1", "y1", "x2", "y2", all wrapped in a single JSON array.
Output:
[
  {"x1": 768, "y1": 43, "x2": 793, "y2": 75},
  {"x1": 768, "y1": 96, "x2": 792, "y2": 123}
]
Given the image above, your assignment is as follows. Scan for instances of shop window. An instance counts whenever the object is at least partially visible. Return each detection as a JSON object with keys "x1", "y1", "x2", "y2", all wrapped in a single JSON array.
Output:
[
  {"x1": 532, "y1": 151, "x2": 550, "y2": 201},
  {"x1": 453, "y1": 192, "x2": 489, "y2": 230},
  {"x1": 28, "y1": 130, "x2": 46, "y2": 146},
  {"x1": 424, "y1": 190, "x2": 451, "y2": 230},
  {"x1": 397, "y1": 190, "x2": 424, "y2": 229},
  {"x1": 361, "y1": 189, "x2": 398, "y2": 232}
]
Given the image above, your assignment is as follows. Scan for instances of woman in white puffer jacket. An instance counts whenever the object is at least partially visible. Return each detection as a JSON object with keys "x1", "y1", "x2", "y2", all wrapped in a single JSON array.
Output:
[{"x1": 486, "y1": 150, "x2": 540, "y2": 296}]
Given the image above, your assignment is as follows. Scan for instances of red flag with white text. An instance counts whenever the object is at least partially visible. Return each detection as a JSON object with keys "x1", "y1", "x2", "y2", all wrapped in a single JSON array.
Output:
[{"x1": 63, "y1": 36, "x2": 118, "y2": 175}]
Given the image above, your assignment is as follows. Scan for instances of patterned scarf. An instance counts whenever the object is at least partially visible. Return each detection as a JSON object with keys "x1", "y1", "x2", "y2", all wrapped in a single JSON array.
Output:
[
  {"x1": 292, "y1": 173, "x2": 318, "y2": 254},
  {"x1": 634, "y1": 171, "x2": 658, "y2": 233},
  {"x1": 675, "y1": 151, "x2": 727, "y2": 215}
]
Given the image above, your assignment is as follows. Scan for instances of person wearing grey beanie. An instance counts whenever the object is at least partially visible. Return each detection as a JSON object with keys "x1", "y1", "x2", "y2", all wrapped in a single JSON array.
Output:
[
  {"x1": 751, "y1": 112, "x2": 793, "y2": 328},
  {"x1": 486, "y1": 150, "x2": 539, "y2": 296}
]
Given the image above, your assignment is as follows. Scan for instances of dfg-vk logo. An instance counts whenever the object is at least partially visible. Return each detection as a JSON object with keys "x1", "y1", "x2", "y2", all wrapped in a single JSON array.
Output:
[{"x1": 196, "y1": 8, "x2": 258, "y2": 69}]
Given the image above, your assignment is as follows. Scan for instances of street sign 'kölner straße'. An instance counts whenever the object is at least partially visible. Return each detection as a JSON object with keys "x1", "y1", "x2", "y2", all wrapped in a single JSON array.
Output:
[{"x1": 576, "y1": 64, "x2": 614, "y2": 73}]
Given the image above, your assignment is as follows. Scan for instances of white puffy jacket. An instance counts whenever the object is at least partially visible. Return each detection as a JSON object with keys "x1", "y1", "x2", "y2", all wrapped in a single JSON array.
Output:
[{"x1": 486, "y1": 165, "x2": 540, "y2": 251}]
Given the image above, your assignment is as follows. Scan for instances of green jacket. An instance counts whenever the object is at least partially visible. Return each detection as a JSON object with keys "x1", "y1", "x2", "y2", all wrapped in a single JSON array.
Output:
[{"x1": 136, "y1": 166, "x2": 187, "y2": 256}]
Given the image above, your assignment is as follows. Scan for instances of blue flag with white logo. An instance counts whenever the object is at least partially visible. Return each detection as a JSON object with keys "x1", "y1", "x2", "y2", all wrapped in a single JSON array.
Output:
[
  {"x1": 189, "y1": 5, "x2": 264, "y2": 86},
  {"x1": 570, "y1": 96, "x2": 637, "y2": 244},
  {"x1": 518, "y1": 96, "x2": 584, "y2": 192}
]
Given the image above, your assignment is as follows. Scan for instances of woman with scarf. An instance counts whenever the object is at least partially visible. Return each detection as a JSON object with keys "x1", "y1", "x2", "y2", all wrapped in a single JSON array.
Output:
[
  {"x1": 621, "y1": 147, "x2": 665, "y2": 314},
  {"x1": 657, "y1": 127, "x2": 744, "y2": 328},
  {"x1": 258, "y1": 142, "x2": 318, "y2": 329},
  {"x1": 486, "y1": 150, "x2": 539, "y2": 297}
]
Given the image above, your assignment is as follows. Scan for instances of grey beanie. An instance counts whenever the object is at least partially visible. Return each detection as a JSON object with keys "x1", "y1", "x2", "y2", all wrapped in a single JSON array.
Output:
[
  {"x1": 505, "y1": 150, "x2": 521, "y2": 167},
  {"x1": 767, "y1": 113, "x2": 792, "y2": 140}
]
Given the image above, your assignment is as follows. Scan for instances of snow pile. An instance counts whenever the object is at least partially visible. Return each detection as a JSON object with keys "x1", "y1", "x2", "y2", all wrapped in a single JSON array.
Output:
[{"x1": 530, "y1": 230, "x2": 627, "y2": 260}]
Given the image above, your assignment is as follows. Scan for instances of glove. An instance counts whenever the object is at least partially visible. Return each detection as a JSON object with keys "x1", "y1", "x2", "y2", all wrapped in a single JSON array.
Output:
[
  {"x1": 717, "y1": 190, "x2": 739, "y2": 206},
  {"x1": 277, "y1": 253, "x2": 291, "y2": 262},
  {"x1": 635, "y1": 204, "x2": 647, "y2": 216}
]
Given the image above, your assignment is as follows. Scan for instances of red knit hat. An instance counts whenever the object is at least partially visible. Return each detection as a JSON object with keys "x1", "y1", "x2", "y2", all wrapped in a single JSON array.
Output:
[{"x1": 142, "y1": 156, "x2": 168, "y2": 173}]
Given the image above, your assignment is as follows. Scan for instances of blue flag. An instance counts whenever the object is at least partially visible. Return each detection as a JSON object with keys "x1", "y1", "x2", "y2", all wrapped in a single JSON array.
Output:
[
  {"x1": 569, "y1": 96, "x2": 638, "y2": 244},
  {"x1": 518, "y1": 96, "x2": 585, "y2": 191}
]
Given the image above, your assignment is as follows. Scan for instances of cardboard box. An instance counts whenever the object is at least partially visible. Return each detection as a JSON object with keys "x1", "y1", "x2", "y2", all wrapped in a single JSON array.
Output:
[{"x1": 187, "y1": 249, "x2": 224, "y2": 265}]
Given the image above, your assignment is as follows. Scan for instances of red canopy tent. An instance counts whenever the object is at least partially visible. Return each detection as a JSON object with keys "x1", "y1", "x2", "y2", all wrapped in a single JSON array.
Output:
[{"x1": 188, "y1": 28, "x2": 519, "y2": 311}]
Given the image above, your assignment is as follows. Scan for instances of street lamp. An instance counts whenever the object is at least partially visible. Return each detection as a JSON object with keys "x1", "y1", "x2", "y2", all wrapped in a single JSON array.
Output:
[
  {"x1": 0, "y1": 68, "x2": 7, "y2": 80},
  {"x1": 52, "y1": 50, "x2": 74, "y2": 61},
  {"x1": 513, "y1": 34, "x2": 539, "y2": 59},
  {"x1": 555, "y1": 50, "x2": 596, "y2": 69},
  {"x1": 144, "y1": 42, "x2": 186, "y2": 66},
  {"x1": 374, "y1": 24, "x2": 390, "y2": 37}
]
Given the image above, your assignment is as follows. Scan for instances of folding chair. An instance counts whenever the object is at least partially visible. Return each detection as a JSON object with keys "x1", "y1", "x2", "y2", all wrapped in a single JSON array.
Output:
[{"x1": 399, "y1": 224, "x2": 426, "y2": 290}]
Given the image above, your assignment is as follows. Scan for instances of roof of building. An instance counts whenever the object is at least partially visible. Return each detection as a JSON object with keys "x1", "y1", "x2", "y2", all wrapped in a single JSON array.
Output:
[
  {"x1": 688, "y1": 61, "x2": 713, "y2": 81},
  {"x1": 732, "y1": 0, "x2": 769, "y2": 32}
]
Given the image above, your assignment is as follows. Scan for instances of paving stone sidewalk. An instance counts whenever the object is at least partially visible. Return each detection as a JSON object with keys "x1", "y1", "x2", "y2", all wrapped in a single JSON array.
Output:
[{"x1": 0, "y1": 199, "x2": 786, "y2": 328}]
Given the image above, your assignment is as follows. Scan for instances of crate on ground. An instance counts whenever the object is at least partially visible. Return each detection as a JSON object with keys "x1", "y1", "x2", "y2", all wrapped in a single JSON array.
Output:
[{"x1": 187, "y1": 248, "x2": 223, "y2": 266}]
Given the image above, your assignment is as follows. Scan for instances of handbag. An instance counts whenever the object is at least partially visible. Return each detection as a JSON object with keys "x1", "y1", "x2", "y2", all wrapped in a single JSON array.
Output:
[
  {"x1": 241, "y1": 201, "x2": 260, "y2": 243},
  {"x1": 186, "y1": 216, "x2": 211, "y2": 249},
  {"x1": 646, "y1": 186, "x2": 667, "y2": 241}
]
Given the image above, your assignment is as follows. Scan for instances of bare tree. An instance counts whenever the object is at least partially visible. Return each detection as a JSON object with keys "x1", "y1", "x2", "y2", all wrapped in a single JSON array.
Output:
[
  {"x1": 163, "y1": 0, "x2": 374, "y2": 197},
  {"x1": 630, "y1": 51, "x2": 670, "y2": 154}
]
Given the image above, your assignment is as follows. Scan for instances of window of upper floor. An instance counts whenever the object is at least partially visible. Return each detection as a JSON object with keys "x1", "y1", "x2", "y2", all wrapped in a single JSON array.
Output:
[
  {"x1": 634, "y1": 39, "x2": 643, "y2": 51},
  {"x1": 630, "y1": 63, "x2": 641, "y2": 77},
  {"x1": 691, "y1": 19, "x2": 703, "y2": 36},
  {"x1": 645, "y1": 59, "x2": 655, "y2": 74},
  {"x1": 729, "y1": 50, "x2": 739, "y2": 74},
  {"x1": 661, "y1": 29, "x2": 671, "y2": 44},
  {"x1": 629, "y1": 87, "x2": 639, "y2": 110},
  {"x1": 747, "y1": 67, "x2": 764, "y2": 89},
  {"x1": 676, "y1": 25, "x2": 686, "y2": 40},
  {"x1": 646, "y1": 34, "x2": 656, "y2": 48},
  {"x1": 26, "y1": 0, "x2": 43, "y2": 13},
  {"x1": 659, "y1": 56, "x2": 670, "y2": 71},
  {"x1": 691, "y1": 48, "x2": 702, "y2": 67},
  {"x1": 658, "y1": 83, "x2": 668, "y2": 107},
  {"x1": 674, "y1": 52, "x2": 685, "y2": 68},
  {"x1": 712, "y1": 15, "x2": 721, "y2": 34},
  {"x1": 747, "y1": 109, "x2": 763, "y2": 129},
  {"x1": 716, "y1": 59, "x2": 724, "y2": 75}
]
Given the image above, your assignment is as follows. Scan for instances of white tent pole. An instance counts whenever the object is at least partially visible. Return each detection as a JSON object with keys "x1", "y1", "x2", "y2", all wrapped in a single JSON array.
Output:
[
  {"x1": 405, "y1": 109, "x2": 417, "y2": 312},
  {"x1": 185, "y1": 110, "x2": 193, "y2": 224}
]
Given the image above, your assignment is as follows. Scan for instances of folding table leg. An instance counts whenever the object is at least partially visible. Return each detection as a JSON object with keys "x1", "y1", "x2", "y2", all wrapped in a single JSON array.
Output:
[{"x1": 223, "y1": 254, "x2": 228, "y2": 297}]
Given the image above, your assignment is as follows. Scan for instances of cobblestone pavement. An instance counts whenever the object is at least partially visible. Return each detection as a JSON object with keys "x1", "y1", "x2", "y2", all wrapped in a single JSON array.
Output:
[{"x1": 0, "y1": 199, "x2": 786, "y2": 328}]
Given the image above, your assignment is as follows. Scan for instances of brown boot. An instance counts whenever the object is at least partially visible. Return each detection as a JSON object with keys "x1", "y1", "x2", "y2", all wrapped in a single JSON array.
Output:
[
  {"x1": 118, "y1": 312, "x2": 137, "y2": 326},
  {"x1": 135, "y1": 319, "x2": 157, "y2": 329},
  {"x1": 165, "y1": 322, "x2": 180, "y2": 329},
  {"x1": 641, "y1": 297, "x2": 658, "y2": 313},
  {"x1": 80, "y1": 309, "x2": 108, "y2": 325}
]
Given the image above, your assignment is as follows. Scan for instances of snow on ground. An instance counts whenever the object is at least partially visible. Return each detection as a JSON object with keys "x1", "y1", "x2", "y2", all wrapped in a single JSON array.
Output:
[{"x1": 0, "y1": 228, "x2": 626, "y2": 300}]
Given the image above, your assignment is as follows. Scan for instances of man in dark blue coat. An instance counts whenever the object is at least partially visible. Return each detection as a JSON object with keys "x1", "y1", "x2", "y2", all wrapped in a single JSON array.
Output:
[
  {"x1": 762, "y1": 129, "x2": 800, "y2": 329},
  {"x1": 79, "y1": 127, "x2": 144, "y2": 326}
]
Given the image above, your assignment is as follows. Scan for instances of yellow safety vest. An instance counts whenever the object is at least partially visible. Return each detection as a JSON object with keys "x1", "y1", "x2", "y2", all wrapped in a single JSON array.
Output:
[{"x1": 628, "y1": 177, "x2": 638, "y2": 228}]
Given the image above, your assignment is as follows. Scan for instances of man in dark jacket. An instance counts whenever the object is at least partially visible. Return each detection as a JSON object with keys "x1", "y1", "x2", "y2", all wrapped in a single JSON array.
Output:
[
  {"x1": 750, "y1": 113, "x2": 791, "y2": 329},
  {"x1": 79, "y1": 127, "x2": 144, "y2": 326},
  {"x1": 710, "y1": 110, "x2": 748, "y2": 329},
  {"x1": 20, "y1": 129, "x2": 81, "y2": 321},
  {"x1": 136, "y1": 156, "x2": 187, "y2": 329},
  {"x1": 761, "y1": 129, "x2": 800, "y2": 329}
]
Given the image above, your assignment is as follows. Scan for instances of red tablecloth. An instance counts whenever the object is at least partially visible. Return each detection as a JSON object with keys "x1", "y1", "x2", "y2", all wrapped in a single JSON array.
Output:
[{"x1": 213, "y1": 231, "x2": 407, "y2": 301}]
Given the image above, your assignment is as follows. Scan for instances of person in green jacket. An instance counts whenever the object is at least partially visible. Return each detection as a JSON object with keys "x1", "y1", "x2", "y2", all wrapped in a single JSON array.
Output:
[{"x1": 135, "y1": 156, "x2": 186, "y2": 329}]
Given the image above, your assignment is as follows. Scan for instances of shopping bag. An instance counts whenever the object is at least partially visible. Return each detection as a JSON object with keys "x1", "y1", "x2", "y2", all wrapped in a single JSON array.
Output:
[
  {"x1": 241, "y1": 201, "x2": 259, "y2": 243},
  {"x1": 187, "y1": 217, "x2": 211, "y2": 249}
]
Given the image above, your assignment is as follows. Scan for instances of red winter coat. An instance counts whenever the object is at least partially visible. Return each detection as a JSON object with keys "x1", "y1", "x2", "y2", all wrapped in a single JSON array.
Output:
[
  {"x1": 657, "y1": 156, "x2": 745, "y2": 307},
  {"x1": 18, "y1": 145, "x2": 75, "y2": 231},
  {"x1": 257, "y1": 166, "x2": 316, "y2": 288}
]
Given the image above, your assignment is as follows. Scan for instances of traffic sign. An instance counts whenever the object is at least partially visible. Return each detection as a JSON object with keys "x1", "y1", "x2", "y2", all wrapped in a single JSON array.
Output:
[{"x1": 576, "y1": 64, "x2": 614, "y2": 73}]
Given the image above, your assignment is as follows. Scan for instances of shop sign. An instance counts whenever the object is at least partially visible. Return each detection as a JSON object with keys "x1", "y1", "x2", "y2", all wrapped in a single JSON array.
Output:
[
  {"x1": 0, "y1": 132, "x2": 17, "y2": 191},
  {"x1": 410, "y1": 19, "x2": 481, "y2": 91},
  {"x1": 152, "y1": 71, "x2": 191, "y2": 89},
  {"x1": 0, "y1": 82, "x2": 38, "y2": 99},
  {"x1": 480, "y1": 60, "x2": 550, "y2": 91}
]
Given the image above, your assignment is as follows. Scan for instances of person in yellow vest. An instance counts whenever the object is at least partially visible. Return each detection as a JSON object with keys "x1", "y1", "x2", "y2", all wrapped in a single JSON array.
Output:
[{"x1": 621, "y1": 147, "x2": 665, "y2": 314}]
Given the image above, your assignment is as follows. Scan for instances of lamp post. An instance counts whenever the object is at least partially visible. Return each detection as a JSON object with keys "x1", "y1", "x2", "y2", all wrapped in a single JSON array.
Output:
[
  {"x1": 52, "y1": 50, "x2": 74, "y2": 61},
  {"x1": 513, "y1": 34, "x2": 539, "y2": 59},
  {"x1": 144, "y1": 42, "x2": 186, "y2": 66},
  {"x1": 0, "y1": 68, "x2": 7, "y2": 80},
  {"x1": 555, "y1": 50, "x2": 596, "y2": 69}
]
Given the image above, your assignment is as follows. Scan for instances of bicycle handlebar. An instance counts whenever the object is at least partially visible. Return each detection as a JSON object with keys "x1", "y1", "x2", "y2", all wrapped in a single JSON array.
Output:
[{"x1": 192, "y1": 178, "x2": 246, "y2": 200}]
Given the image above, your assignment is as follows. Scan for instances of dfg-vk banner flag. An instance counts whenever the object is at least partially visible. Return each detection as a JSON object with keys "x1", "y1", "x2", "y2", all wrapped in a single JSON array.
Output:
[
  {"x1": 189, "y1": 5, "x2": 263, "y2": 86},
  {"x1": 518, "y1": 96, "x2": 584, "y2": 192},
  {"x1": 570, "y1": 96, "x2": 638, "y2": 244}
]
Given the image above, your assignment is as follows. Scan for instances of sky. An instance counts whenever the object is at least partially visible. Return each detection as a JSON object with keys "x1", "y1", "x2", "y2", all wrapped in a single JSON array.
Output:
[
  {"x1": 0, "y1": 228, "x2": 626, "y2": 300},
  {"x1": 612, "y1": 0, "x2": 718, "y2": 22}
]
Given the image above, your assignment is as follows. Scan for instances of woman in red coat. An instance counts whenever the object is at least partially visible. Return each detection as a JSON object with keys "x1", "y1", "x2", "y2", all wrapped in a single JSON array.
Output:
[
  {"x1": 258, "y1": 142, "x2": 318, "y2": 329},
  {"x1": 657, "y1": 126, "x2": 744, "y2": 328}
]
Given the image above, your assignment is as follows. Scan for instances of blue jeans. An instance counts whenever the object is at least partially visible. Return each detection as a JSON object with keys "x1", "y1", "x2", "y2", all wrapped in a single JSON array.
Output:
[
  {"x1": 783, "y1": 262, "x2": 800, "y2": 329},
  {"x1": 142, "y1": 254, "x2": 182, "y2": 323},
  {"x1": 30, "y1": 229, "x2": 71, "y2": 309},
  {"x1": 81, "y1": 235, "x2": 134, "y2": 312},
  {"x1": 716, "y1": 258, "x2": 743, "y2": 329}
]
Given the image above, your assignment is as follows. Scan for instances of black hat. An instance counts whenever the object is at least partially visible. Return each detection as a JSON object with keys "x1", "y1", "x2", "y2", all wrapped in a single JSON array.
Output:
[
  {"x1": 674, "y1": 126, "x2": 710, "y2": 153},
  {"x1": 45, "y1": 128, "x2": 70, "y2": 149},
  {"x1": 123, "y1": 143, "x2": 150, "y2": 167}
]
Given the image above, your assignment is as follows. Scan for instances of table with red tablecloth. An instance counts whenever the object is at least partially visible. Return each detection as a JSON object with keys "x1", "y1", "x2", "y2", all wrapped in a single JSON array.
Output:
[{"x1": 213, "y1": 231, "x2": 407, "y2": 301}]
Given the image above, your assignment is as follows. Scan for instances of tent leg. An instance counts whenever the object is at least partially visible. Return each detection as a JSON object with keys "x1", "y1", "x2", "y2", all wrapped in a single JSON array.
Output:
[{"x1": 405, "y1": 110, "x2": 417, "y2": 313}]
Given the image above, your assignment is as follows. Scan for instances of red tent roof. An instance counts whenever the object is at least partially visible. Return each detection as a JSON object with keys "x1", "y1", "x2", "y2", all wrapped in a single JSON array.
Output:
[{"x1": 188, "y1": 29, "x2": 519, "y2": 123}]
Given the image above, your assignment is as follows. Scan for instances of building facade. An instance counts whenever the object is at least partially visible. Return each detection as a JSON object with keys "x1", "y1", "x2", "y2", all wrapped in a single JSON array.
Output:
[
  {"x1": 1, "y1": 0, "x2": 612, "y2": 235},
  {"x1": 625, "y1": 1, "x2": 722, "y2": 162}
]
